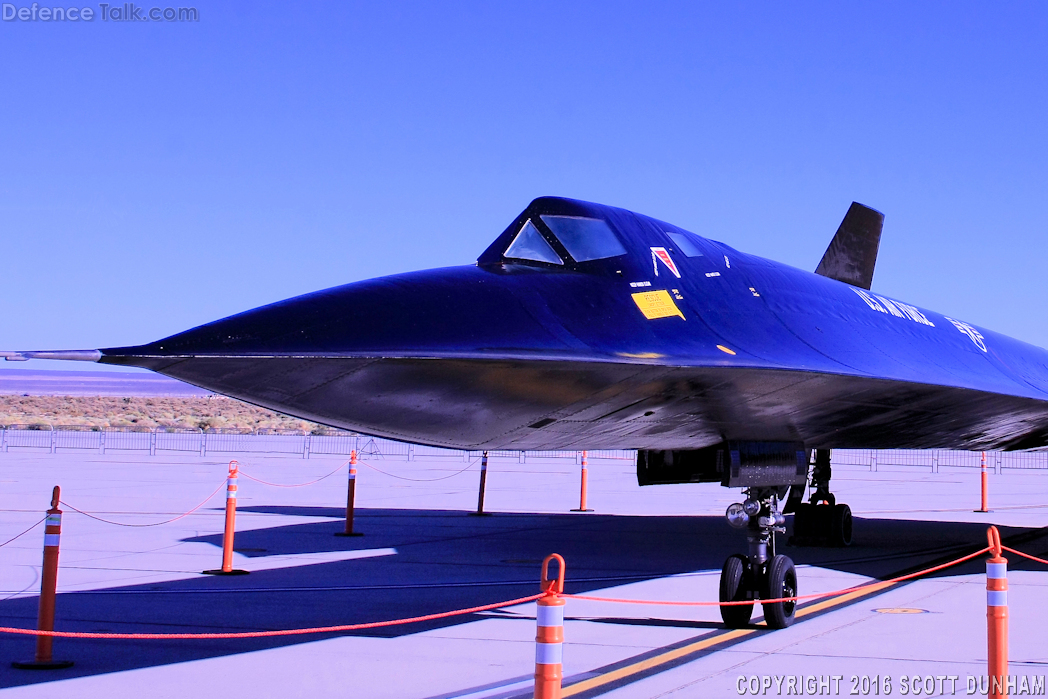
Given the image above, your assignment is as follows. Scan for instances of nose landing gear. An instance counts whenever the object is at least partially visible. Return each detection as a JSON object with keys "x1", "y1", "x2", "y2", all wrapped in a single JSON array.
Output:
[{"x1": 720, "y1": 487, "x2": 797, "y2": 629}]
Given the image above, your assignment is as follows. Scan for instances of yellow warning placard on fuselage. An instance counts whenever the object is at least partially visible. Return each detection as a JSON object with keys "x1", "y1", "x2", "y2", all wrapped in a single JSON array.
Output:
[{"x1": 631, "y1": 290, "x2": 685, "y2": 320}]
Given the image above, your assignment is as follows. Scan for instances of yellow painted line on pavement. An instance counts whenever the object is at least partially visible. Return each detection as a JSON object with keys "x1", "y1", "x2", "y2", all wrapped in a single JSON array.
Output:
[
  {"x1": 562, "y1": 629, "x2": 753, "y2": 697},
  {"x1": 562, "y1": 580, "x2": 897, "y2": 697}
]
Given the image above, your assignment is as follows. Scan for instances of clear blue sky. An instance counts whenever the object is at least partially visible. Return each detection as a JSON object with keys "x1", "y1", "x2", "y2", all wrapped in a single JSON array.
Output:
[{"x1": 2, "y1": 1, "x2": 1046, "y2": 372}]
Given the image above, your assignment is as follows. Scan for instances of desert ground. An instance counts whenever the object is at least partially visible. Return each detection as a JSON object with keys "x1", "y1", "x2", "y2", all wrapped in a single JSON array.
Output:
[{"x1": 0, "y1": 395, "x2": 327, "y2": 433}]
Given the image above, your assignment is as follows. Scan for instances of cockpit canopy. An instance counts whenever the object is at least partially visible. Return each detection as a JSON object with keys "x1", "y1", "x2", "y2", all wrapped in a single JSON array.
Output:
[
  {"x1": 476, "y1": 196, "x2": 713, "y2": 274},
  {"x1": 478, "y1": 197, "x2": 635, "y2": 270},
  {"x1": 504, "y1": 215, "x2": 627, "y2": 266},
  {"x1": 503, "y1": 219, "x2": 562, "y2": 265}
]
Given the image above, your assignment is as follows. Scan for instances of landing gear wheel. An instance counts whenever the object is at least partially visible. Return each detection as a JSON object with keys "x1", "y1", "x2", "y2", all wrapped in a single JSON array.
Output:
[
  {"x1": 719, "y1": 554, "x2": 753, "y2": 628},
  {"x1": 761, "y1": 554, "x2": 797, "y2": 629},
  {"x1": 791, "y1": 503, "x2": 813, "y2": 541},
  {"x1": 830, "y1": 504, "x2": 852, "y2": 547},
  {"x1": 791, "y1": 501, "x2": 852, "y2": 547}
]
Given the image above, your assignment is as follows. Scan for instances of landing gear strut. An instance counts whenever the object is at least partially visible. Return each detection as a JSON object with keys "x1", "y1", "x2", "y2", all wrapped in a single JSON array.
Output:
[
  {"x1": 789, "y1": 449, "x2": 852, "y2": 547},
  {"x1": 719, "y1": 487, "x2": 797, "y2": 629}
]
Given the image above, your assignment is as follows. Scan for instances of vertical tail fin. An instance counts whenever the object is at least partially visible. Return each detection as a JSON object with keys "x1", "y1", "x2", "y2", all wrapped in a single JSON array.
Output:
[{"x1": 815, "y1": 203, "x2": 884, "y2": 290}]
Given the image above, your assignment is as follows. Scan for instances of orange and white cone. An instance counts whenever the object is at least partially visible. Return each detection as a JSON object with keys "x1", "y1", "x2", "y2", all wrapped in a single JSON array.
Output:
[
  {"x1": 13, "y1": 486, "x2": 74, "y2": 669},
  {"x1": 472, "y1": 451, "x2": 491, "y2": 516},
  {"x1": 204, "y1": 461, "x2": 248, "y2": 575},
  {"x1": 986, "y1": 526, "x2": 1008, "y2": 697},
  {"x1": 535, "y1": 554, "x2": 566, "y2": 699},
  {"x1": 571, "y1": 451, "x2": 593, "y2": 512},
  {"x1": 977, "y1": 451, "x2": 991, "y2": 513},
  {"x1": 336, "y1": 450, "x2": 363, "y2": 536}
]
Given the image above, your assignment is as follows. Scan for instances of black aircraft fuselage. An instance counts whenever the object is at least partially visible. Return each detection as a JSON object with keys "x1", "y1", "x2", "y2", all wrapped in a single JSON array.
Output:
[{"x1": 9, "y1": 196, "x2": 1048, "y2": 454}]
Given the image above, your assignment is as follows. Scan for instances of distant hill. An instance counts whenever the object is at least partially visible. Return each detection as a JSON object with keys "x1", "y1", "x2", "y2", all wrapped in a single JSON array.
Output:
[{"x1": 0, "y1": 369, "x2": 211, "y2": 397}]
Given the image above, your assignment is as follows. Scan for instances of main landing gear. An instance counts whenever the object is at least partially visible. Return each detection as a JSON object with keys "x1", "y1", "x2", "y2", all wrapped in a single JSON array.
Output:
[
  {"x1": 720, "y1": 487, "x2": 798, "y2": 629},
  {"x1": 788, "y1": 449, "x2": 852, "y2": 547}
]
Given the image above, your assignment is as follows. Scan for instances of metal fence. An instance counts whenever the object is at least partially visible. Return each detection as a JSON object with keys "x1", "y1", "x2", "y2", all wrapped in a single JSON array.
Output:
[
  {"x1": 830, "y1": 449, "x2": 1048, "y2": 472},
  {"x1": 0, "y1": 426, "x2": 634, "y2": 462},
  {"x1": 1, "y1": 426, "x2": 1044, "y2": 470}
]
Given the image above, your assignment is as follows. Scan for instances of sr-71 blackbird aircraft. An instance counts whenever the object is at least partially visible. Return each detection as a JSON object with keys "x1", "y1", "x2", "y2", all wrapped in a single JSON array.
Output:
[{"x1": 8, "y1": 196, "x2": 1048, "y2": 629}]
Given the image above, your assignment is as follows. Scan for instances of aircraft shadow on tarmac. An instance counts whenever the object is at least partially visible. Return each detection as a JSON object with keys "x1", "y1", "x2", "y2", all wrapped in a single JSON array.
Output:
[{"x1": 0, "y1": 507, "x2": 1044, "y2": 688}]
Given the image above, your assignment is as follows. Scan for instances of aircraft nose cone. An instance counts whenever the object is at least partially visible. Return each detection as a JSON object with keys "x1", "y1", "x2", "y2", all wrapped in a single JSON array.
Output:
[
  {"x1": 96, "y1": 265, "x2": 612, "y2": 447},
  {"x1": 103, "y1": 266, "x2": 570, "y2": 360}
]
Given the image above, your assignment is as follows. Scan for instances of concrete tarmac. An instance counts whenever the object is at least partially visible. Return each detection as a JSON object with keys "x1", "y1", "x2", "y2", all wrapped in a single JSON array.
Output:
[{"x1": 0, "y1": 451, "x2": 1044, "y2": 698}]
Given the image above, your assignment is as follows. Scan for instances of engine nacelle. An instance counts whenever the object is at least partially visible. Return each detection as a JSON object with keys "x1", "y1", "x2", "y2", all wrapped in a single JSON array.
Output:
[{"x1": 637, "y1": 441, "x2": 808, "y2": 487}]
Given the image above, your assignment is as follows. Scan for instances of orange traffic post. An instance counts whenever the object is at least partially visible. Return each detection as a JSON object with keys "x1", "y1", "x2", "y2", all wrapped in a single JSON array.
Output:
[
  {"x1": 335, "y1": 450, "x2": 363, "y2": 537},
  {"x1": 13, "y1": 486, "x2": 74, "y2": 669},
  {"x1": 571, "y1": 451, "x2": 593, "y2": 512},
  {"x1": 471, "y1": 451, "x2": 491, "y2": 516},
  {"x1": 204, "y1": 461, "x2": 248, "y2": 575},
  {"x1": 535, "y1": 554, "x2": 566, "y2": 699},
  {"x1": 976, "y1": 451, "x2": 991, "y2": 513},
  {"x1": 986, "y1": 526, "x2": 1009, "y2": 697}
]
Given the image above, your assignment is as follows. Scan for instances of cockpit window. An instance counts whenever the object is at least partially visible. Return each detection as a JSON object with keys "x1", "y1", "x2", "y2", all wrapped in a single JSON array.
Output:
[
  {"x1": 540, "y1": 215, "x2": 627, "y2": 262},
  {"x1": 666, "y1": 231, "x2": 704, "y2": 257},
  {"x1": 504, "y1": 219, "x2": 564, "y2": 265}
]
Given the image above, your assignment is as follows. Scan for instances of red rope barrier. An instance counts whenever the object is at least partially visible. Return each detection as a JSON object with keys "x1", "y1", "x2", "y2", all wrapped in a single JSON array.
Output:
[
  {"x1": 239, "y1": 462, "x2": 346, "y2": 488},
  {"x1": 59, "y1": 480, "x2": 226, "y2": 528},
  {"x1": 0, "y1": 517, "x2": 45, "y2": 549},
  {"x1": 0, "y1": 593, "x2": 544, "y2": 639},
  {"x1": 0, "y1": 540, "x2": 1041, "y2": 642},
  {"x1": 1002, "y1": 545, "x2": 1048, "y2": 567},
  {"x1": 359, "y1": 459, "x2": 479, "y2": 482},
  {"x1": 566, "y1": 546, "x2": 993, "y2": 607}
]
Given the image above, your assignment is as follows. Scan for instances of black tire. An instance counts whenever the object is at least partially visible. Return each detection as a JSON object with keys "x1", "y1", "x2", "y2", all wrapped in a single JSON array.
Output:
[
  {"x1": 792, "y1": 503, "x2": 813, "y2": 539},
  {"x1": 761, "y1": 554, "x2": 797, "y2": 629},
  {"x1": 719, "y1": 554, "x2": 753, "y2": 628},
  {"x1": 831, "y1": 504, "x2": 853, "y2": 547}
]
